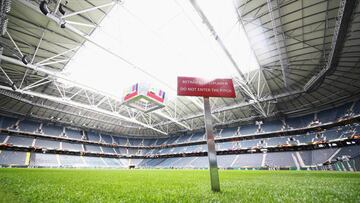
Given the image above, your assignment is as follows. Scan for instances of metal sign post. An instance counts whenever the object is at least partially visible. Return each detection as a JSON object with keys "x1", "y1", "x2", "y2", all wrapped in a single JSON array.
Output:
[
  {"x1": 177, "y1": 76, "x2": 236, "y2": 192},
  {"x1": 203, "y1": 97, "x2": 220, "y2": 192}
]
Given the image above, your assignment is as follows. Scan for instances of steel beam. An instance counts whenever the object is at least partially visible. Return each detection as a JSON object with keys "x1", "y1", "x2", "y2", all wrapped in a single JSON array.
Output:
[
  {"x1": 61, "y1": 2, "x2": 116, "y2": 19},
  {"x1": 0, "y1": 55, "x2": 168, "y2": 135},
  {"x1": 0, "y1": 84, "x2": 167, "y2": 135},
  {"x1": 266, "y1": 0, "x2": 289, "y2": 88},
  {"x1": 189, "y1": 0, "x2": 267, "y2": 117},
  {"x1": 304, "y1": 0, "x2": 357, "y2": 92}
]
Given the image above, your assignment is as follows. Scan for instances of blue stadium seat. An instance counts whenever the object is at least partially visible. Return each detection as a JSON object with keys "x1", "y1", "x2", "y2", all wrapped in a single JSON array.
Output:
[
  {"x1": 42, "y1": 124, "x2": 63, "y2": 136},
  {"x1": 102, "y1": 146, "x2": 116, "y2": 154},
  {"x1": 62, "y1": 142, "x2": 83, "y2": 151},
  {"x1": 239, "y1": 124, "x2": 257, "y2": 135},
  {"x1": 7, "y1": 136, "x2": 33, "y2": 146},
  {"x1": 265, "y1": 152, "x2": 296, "y2": 167},
  {"x1": 262, "y1": 120, "x2": 283, "y2": 132},
  {"x1": 85, "y1": 145, "x2": 102, "y2": 153},
  {"x1": 19, "y1": 120, "x2": 40, "y2": 133},
  {"x1": 142, "y1": 139, "x2": 157, "y2": 146},
  {"x1": 65, "y1": 128, "x2": 83, "y2": 139},
  {"x1": 317, "y1": 109, "x2": 337, "y2": 123},
  {"x1": 128, "y1": 138, "x2": 142, "y2": 146},
  {"x1": 266, "y1": 136, "x2": 288, "y2": 146},
  {"x1": 0, "y1": 150, "x2": 27, "y2": 165},
  {"x1": 33, "y1": 153, "x2": 58, "y2": 167},
  {"x1": 87, "y1": 131, "x2": 100, "y2": 142},
  {"x1": 220, "y1": 127, "x2": 237, "y2": 137},
  {"x1": 189, "y1": 132, "x2": 204, "y2": 141},
  {"x1": 1, "y1": 117, "x2": 18, "y2": 129},
  {"x1": 35, "y1": 138, "x2": 59, "y2": 149},
  {"x1": 0, "y1": 134, "x2": 7, "y2": 143},
  {"x1": 101, "y1": 134, "x2": 114, "y2": 144}
]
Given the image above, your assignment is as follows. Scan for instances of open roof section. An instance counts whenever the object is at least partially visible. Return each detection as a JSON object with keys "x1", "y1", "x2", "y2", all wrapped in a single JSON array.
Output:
[{"x1": 64, "y1": 0, "x2": 260, "y2": 98}]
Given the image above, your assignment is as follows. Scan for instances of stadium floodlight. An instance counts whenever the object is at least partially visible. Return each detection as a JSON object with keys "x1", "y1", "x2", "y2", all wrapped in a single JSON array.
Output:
[
  {"x1": 39, "y1": 0, "x2": 49, "y2": 15},
  {"x1": 21, "y1": 55, "x2": 29, "y2": 65},
  {"x1": 58, "y1": 1, "x2": 67, "y2": 15},
  {"x1": 0, "y1": 16, "x2": 8, "y2": 36}
]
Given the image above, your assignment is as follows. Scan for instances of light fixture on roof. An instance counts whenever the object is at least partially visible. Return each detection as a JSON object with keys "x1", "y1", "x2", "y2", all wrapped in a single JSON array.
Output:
[
  {"x1": 58, "y1": 1, "x2": 68, "y2": 16},
  {"x1": 10, "y1": 82, "x2": 16, "y2": 91},
  {"x1": 0, "y1": 0, "x2": 11, "y2": 36},
  {"x1": 39, "y1": 0, "x2": 49, "y2": 15},
  {"x1": 21, "y1": 55, "x2": 29, "y2": 65},
  {"x1": 2, "y1": 0, "x2": 11, "y2": 13},
  {"x1": 0, "y1": 16, "x2": 8, "y2": 36}
]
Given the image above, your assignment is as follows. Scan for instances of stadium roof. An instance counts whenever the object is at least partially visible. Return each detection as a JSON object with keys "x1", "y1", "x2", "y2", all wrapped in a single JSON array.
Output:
[{"x1": 0, "y1": 0, "x2": 360, "y2": 137}]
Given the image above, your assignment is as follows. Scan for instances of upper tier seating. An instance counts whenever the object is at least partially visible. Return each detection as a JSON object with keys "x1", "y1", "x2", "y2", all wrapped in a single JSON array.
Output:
[
  {"x1": 1, "y1": 117, "x2": 18, "y2": 129},
  {"x1": 155, "y1": 138, "x2": 169, "y2": 145},
  {"x1": 175, "y1": 134, "x2": 192, "y2": 143},
  {"x1": 220, "y1": 127, "x2": 237, "y2": 137},
  {"x1": 19, "y1": 120, "x2": 40, "y2": 133},
  {"x1": 86, "y1": 131, "x2": 101, "y2": 142},
  {"x1": 85, "y1": 145, "x2": 102, "y2": 153},
  {"x1": 143, "y1": 139, "x2": 157, "y2": 146},
  {"x1": 324, "y1": 129, "x2": 341, "y2": 141},
  {"x1": 128, "y1": 138, "x2": 142, "y2": 146},
  {"x1": 296, "y1": 133, "x2": 316, "y2": 144},
  {"x1": 165, "y1": 136, "x2": 179, "y2": 145},
  {"x1": 239, "y1": 124, "x2": 257, "y2": 135},
  {"x1": 102, "y1": 146, "x2": 116, "y2": 154},
  {"x1": 100, "y1": 134, "x2": 113, "y2": 144},
  {"x1": 113, "y1": 136, "x2": 127, "y2": 145},
  {"x1": 35, "y1": 138, "x2": 59, "y2": 149},
  {"x1": 62, "y1": 142, "x2": 83, "y2": 151},
  {"x1": 189, "y1": 132, "x2": 204, "y2": 141},
  {"x1": 7, "y1": 136, "x2": 33, "y2": 146},
  {"x1": 0, "y1": 134, "x2": 7, "y2": 143},
  {"x1": 353, "y1": 100, "x2": 360, "y2": 114},
  {"x1": 261, "y1": 120, "x2": 283, "y2": 132},
  {"x1": 42, "y1": 124, "x2": 63, "y2": 136},
  {"x1": 266, "y1": 136, "x2": 289, "y2": 146},
  {"x1": 286, "y1": 114, "x2": 314, "y2": 129},
  {"x1": 317, "y1": 109, "x2": 338, "y2": 123},
  {"x1": 65, "y1": 128, "x2": 83, "y2": 139}
]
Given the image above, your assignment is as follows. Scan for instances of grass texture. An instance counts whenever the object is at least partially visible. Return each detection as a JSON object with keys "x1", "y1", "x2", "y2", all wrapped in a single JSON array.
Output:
[{"x1": 0, "y1": 169, "x2": 359, "y2": 203}]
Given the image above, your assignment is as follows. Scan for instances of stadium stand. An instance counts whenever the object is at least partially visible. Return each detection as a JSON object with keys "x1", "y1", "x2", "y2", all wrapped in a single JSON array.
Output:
[
  {"x1": 42, "y1": 124, "x2": 63, "y2": 137},
  {"x1": 32, "y1": 153, "x2": 59, "y2": 168},
  {"x1": 0, "y1": 101, "x2": 359, "y2": 170},
  {"x1": 0, "y1": 150, "x2": 27, "y2": 166},
  {"x1": 35, "y1": 139, "x2": 60, "y2": 149},
  {"x1": 65, "y1": 128, "x2": 83, "y2": 139}
]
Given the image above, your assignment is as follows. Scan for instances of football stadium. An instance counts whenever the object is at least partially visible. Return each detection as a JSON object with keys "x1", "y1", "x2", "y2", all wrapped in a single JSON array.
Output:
[{"x1": 0, "y1": 0, "x2": 360, "y2": 202}]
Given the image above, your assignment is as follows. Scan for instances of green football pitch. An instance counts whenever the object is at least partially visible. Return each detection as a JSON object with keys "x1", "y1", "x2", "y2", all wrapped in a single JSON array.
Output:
[{"x1": 0, "y1": 169, "x2": 359, "y2": 203}]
